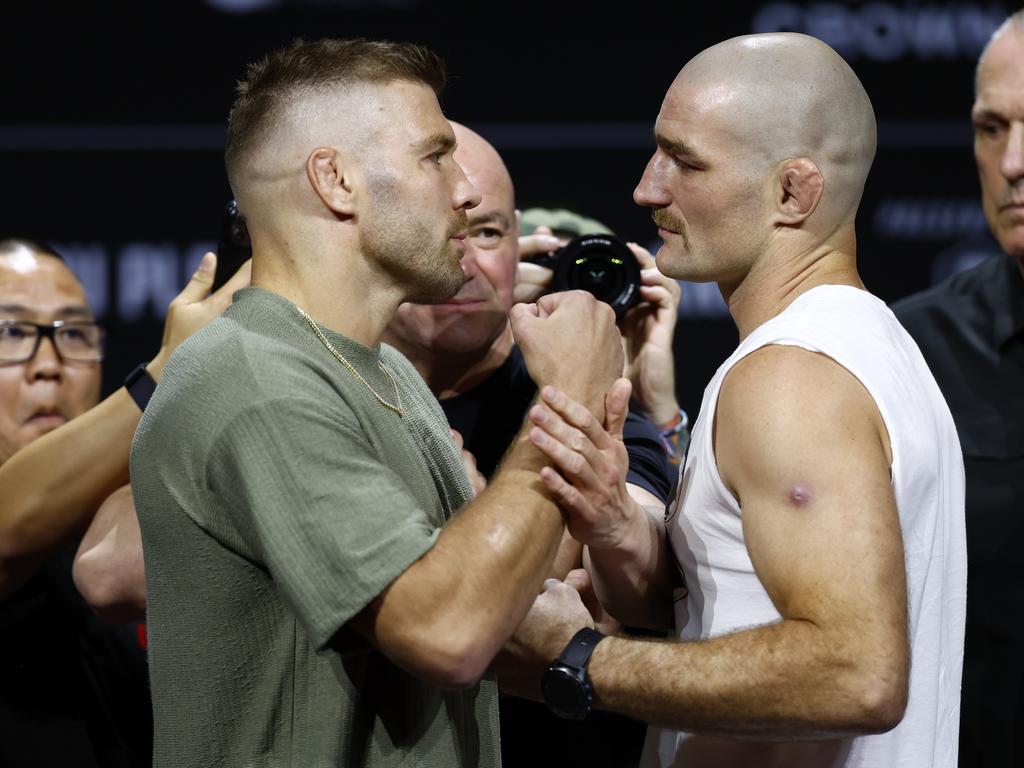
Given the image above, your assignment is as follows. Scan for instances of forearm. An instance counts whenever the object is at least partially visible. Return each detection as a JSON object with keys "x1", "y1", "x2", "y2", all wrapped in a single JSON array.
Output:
[
  {"x1": 587, "y1": 500, "x2": 675, "y2": 629},
  {"x1": 363, "y1": 430, "x2": 565, "y2": 686},
  {"x1": 436, "y1": 431, "x2": 563, "y2": 635},
  {"x1": 0, "y1": 388, "x2": 141, "y2": 560},
  {"x1": 0, "y1": 350, "x2": 167, "y2": 598},
  {"x1": 589, "y1": 618, "x2": 906, "y2": 738},
  {"x1": 550, "y1": 529, "x2": 583, "y2": 580}
]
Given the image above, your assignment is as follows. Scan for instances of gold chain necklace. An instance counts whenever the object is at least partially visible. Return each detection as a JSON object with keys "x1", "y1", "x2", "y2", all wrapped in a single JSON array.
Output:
[{"x1": 295, "y1": 306, "x2": 404, "y2": 417}]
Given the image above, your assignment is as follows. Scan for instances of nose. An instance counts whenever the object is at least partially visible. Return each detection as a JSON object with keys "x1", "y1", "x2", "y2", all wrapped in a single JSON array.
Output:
[
  {"x1": 24, "y1": 335, "x2": 63, "y2": 382},
  {"x1": 634, "y1": 152, "x2": 670, "y2": 208},
  {"x1": 1001, "y1": 122, "x2": 1024, "y2": 184},
  {"x1": 453, "y1": 163, "x2": 482, "y2": 212}
]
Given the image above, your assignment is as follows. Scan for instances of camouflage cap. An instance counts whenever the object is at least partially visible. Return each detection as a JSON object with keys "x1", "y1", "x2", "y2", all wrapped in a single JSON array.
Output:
[{"x1": 519, "y1": 207, "x2": 614, "y2": 239}]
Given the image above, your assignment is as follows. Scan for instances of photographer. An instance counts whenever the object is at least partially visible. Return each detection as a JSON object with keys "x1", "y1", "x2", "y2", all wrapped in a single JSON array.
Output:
[{"x1": 517, "y1": 207, "x2": 689, "y2": 465}]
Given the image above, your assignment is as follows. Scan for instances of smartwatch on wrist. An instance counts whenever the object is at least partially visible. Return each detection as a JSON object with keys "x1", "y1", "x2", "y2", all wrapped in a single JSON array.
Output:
[
  {"x1": 124, "y1": 363, "x2": 157, "y2": 412},
  {"x1": 541, "y1": 627, "x2": 606, "y2": 720}
]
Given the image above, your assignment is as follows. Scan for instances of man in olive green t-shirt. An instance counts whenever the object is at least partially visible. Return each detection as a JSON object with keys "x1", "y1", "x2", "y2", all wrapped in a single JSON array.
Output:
[{"x1": 130, "y1": 38, "x2": 624, "y2": 767}]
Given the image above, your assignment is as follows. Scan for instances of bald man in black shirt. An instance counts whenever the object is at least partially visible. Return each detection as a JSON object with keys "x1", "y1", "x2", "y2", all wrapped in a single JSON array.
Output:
[{"x1": 893, "y1": 11, "x2": 1024, "y2": 766}]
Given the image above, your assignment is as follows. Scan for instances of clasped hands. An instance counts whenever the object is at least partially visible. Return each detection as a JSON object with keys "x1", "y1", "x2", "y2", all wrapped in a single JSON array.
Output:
[{"x1": 494, "y1": 361, "x2": 646, "y2": 699}]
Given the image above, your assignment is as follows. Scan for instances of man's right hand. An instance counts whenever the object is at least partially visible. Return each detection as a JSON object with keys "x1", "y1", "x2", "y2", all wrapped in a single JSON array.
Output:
[
  {"x1": 527, "y1": 378, "x2": 643, "y2": 549},
  {"x1": 509, "y1": 290, "x2": 623, "y2": 417},
  {"x1": 148, "y1": 252, "x2": 251, "y2": 379}
]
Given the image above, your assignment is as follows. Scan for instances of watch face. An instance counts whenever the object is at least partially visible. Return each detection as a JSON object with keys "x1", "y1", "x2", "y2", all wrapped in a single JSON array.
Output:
[{"x1": 541, "y1": 665, "x2": 591, "y2": 720}]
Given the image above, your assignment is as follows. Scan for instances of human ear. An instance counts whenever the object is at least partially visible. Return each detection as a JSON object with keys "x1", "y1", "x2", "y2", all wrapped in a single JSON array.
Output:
[
  {"x1": 306, "y1": 147, "x2": 355, "y2": 216},
  {"x1": 775, "y1": 158, "x2": 823, "y2": 225}
]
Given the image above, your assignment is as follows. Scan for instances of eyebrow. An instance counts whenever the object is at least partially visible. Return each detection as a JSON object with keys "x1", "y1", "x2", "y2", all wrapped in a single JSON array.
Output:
[
  {"x1": 653, "y1": 130, "x2": 705, "y2": 163},
  {"x1": 470, "y1": 211, "x2": 512, "y2": 230},
  {"x1": 0, "y1": 304, "x2": 94, "y2": 319},
  {"x1": 971, "y1": 107, "x2": 1007, "y2": 123},
  {"x1": 412, "y1": 132, "x2": 456, "y2": 156}
]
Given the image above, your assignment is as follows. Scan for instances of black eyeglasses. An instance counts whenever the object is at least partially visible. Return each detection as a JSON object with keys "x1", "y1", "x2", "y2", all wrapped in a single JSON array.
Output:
[{"x1": 0, "y1": 320, "x2": 105, "y2": 364}]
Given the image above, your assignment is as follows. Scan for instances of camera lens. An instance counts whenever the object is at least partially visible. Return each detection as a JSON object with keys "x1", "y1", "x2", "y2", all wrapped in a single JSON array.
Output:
[
  {"x1": 571, "y1": 250, "x2": 626, "y2": 302},
  {"x1": 554, "y1": 235, "x2": 641, "y2": 318}
]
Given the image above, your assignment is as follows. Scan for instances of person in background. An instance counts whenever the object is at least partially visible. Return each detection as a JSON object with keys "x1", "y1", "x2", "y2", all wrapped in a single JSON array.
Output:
[
  {"x1": 893, "y1": 10, "x2": 1024, "y2": 766},
  {"x1": 0, "y1": 238, "x2": 246, "y2": 767},
  {"x1": 516, "y1": 206, "x2": 689, "y2": 466}
]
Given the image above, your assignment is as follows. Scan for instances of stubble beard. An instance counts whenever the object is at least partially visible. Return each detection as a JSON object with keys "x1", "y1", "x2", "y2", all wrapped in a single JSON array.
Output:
[{"x1": 362, "y1": 174, "x2": 466, "y2": 304}]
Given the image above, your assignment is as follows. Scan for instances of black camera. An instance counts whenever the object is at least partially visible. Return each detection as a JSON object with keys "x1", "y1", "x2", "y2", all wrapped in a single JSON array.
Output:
[{"x1": 525, "y1": 233, "x2": 641, "y2": 318}]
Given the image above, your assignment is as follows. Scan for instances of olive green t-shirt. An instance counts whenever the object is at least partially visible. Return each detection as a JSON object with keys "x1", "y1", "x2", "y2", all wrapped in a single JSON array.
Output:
[{"x1": 131, "y1": 287, "x2": 500, "y2": 768}]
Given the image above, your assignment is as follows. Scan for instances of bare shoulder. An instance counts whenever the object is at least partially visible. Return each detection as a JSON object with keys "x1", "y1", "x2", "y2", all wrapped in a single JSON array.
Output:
[{"x1": 715, "y1": 344, "x2": 890, "y2": 498}]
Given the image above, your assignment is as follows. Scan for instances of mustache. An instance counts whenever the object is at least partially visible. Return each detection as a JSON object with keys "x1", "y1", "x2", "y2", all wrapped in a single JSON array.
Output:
[{"x1": 651, "y1": 210, "x2": 683, "y2": 232}]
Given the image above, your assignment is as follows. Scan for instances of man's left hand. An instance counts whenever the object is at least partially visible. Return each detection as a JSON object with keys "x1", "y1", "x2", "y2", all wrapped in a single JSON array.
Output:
[
  {"x1": 620, "y1": 243, "x2": 682, "y2": 425},
  {"x1": 494, "y1": 569, "x2": 596, "y2": 701}
]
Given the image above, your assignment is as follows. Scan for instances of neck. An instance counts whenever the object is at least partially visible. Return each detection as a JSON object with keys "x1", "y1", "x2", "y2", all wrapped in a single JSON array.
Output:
[
  {"x1": 723, "y1": 228, "x2": 863, "y2": 340},
  {"x1": 250, "y1": 239, "x2": 403, "y2": 347},
  {"x1": 387, "y1": 323, "x2": 515, "y2": 399}
]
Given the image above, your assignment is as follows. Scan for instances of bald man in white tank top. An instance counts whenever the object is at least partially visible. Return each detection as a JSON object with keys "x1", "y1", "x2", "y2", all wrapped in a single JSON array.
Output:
[{"x1": 499, "y1": 33, "x2": 966, "y2": 768}]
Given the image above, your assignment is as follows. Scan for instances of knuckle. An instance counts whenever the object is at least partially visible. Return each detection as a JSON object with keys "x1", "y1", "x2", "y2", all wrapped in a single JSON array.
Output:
[
  {"x1": 569, "y1": 453, "x2": 585, "y2": 475},
  {"x1": 569, "y1": 430, "x2": 587, "y2": 452}
]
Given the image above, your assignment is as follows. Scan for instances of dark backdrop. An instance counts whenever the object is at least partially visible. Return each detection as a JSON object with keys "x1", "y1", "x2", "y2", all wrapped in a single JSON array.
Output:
[{"x1": 1, "y1": 0, "x2": 1010, "y2": 414}]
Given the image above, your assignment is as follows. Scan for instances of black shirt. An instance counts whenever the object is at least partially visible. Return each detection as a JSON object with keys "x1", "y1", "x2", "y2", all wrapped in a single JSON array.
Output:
[
  {"x1": 893, "y1": 252, "x2": 1024, "y2": 768},
  {"x1": 0, "y1": 548, "x2": 152, "y2": 767},
  {"x1": 441, "y1": 345, "x2": 673, "y2": 501}
]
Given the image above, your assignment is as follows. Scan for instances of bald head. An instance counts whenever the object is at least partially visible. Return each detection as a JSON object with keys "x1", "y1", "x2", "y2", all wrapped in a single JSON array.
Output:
[
  {"x1": 676, "y1": 33, "x2": 876, "y2": 222},
  {"x1": 451, "y1": 122, "x2": 515, "y2": 214},
  {"x1": 972, "y1": 12, "x2": 1024, "y2": 261},
  {"x1": 976, "y1": 10, "x2": 1024, "y2": 92}
]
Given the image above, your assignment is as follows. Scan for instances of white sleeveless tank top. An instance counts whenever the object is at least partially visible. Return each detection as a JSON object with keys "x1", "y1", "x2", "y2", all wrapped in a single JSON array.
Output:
[{"x1": 643, "y1": 285, "x2": 966, "y2": 768}]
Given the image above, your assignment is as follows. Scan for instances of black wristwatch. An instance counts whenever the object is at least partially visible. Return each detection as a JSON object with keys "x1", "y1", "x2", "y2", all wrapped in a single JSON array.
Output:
[
  {"x1": 124, "y1": 363, "x2": 157, "y2": 412},
  {"x1": 541, "y1": 627, "x2": 606, "y2": 720}
]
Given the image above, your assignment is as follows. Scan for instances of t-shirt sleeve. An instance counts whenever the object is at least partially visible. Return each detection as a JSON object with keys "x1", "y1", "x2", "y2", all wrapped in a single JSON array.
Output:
[
  {"x1": 623, "y1": 408, "x2": 674, "y2": 502},
  {"x1": 206, "y1": 396, "x2": 439, "y2": 652}
]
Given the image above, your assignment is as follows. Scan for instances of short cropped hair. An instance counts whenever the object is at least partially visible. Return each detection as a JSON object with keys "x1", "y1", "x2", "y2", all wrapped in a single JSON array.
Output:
[{"x1": 225, "y1": 38, "x2": 447, "y2": 190}]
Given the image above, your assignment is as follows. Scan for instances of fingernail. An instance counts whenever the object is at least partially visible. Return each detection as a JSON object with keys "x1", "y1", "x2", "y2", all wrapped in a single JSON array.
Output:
[
  {"x1": 197, "y1": 252, "x2": 215, "y2": 273},
  {"x1": 530, "y1": 428, "x2": 547, "y2": 445},
  {"x1": 530, "y1": 405, "x2": 546, "y2": 424}
]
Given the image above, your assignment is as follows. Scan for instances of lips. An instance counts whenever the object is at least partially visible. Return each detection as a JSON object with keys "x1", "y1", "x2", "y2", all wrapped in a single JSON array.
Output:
[{"x1": 25, "y1": 408, "x2": 67, "y2": 430}]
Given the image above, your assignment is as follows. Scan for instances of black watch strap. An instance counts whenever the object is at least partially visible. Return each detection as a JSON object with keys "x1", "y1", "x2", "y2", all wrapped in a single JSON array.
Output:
[
  {"x1": 558, "y1": 627, "x2": 606, "y2": 669},
  {"x1": 124, "y1": 363, "x2": 157, "y2": 412}
]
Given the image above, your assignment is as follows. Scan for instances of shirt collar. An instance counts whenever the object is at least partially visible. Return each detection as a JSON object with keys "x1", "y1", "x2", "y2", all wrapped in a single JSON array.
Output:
[{"x1": 990, "y1": 253, "x2": 1024, "y2": 350}]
